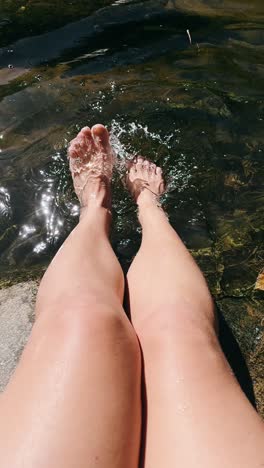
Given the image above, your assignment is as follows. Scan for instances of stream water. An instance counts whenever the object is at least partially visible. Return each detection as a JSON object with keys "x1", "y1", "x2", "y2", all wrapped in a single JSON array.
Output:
[{"x1": 0, "y1": 0, "x2": 263, "y2": 292}]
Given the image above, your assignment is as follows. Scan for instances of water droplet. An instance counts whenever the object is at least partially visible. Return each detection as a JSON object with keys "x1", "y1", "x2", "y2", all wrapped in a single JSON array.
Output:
[{"x1": 176, "y1": 404, "x2": 189, "y2": 414}]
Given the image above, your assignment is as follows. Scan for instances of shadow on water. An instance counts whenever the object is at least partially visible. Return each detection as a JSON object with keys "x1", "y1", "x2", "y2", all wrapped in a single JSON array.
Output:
[{"x1": 218, "y1": 308, "x2": 256, "y2": 407}]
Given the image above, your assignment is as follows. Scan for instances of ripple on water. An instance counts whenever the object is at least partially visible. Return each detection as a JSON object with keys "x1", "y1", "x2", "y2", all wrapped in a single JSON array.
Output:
[{"x1": 0, "y1": 187, "x2": 12, "y2": 232}]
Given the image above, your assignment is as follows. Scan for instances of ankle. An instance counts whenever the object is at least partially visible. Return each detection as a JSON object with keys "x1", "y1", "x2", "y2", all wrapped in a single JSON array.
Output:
[
  {"x1": 79, "y1": 204, "x2": 112, "y2": 230},
  {"x1": 137, "y1": 188, "x2": 159, "y2": 207},
  {"x1": 138, "y1": 195, "x2": 168, "y2": 224}
]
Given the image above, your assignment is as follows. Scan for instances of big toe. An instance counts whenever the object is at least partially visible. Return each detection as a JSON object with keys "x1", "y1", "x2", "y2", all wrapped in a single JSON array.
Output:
[{"x1": 91, "y1": 124, "x2": 110, "y2": 150}]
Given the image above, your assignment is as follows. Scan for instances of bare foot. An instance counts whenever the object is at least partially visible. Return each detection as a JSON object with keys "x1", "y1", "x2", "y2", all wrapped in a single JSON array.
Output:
[
  {"x1": 126, "y1": 156, "x2": 165, "y2": 206},
  {"x1": 68, "y1": 124, "x2": 114, "y2": 214}
]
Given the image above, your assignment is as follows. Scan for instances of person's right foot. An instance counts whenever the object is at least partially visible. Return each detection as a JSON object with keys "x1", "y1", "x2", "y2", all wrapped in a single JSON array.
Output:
[
  {"x1": 126, "y1": 157, "x2": 165, "y2": 205},
  {"x1": 68, "y1": 124, "x2": 114, "y2": 214}
]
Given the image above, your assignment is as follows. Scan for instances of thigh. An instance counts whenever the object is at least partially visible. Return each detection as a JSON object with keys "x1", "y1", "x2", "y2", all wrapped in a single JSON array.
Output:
[
  {"x1": 138, "y1": 311, "x2": 264, "y2": 468},
  {"x1": 0, "y1": 306, "x2": 142, "y2": 468}
]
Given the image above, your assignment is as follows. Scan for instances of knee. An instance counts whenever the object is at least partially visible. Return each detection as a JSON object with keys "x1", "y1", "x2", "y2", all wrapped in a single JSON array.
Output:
[
  {"x1": 136, "y1": 303, "x2": 218, "y2": 351},
  {"x1": 39, "y1": 301, "x2": 141, "y2": 366}
]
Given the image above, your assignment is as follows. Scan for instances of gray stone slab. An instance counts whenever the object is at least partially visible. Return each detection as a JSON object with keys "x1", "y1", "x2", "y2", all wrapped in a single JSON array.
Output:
[{"x1": 0, "y1": 281, "x2": 37, "y2": 392}]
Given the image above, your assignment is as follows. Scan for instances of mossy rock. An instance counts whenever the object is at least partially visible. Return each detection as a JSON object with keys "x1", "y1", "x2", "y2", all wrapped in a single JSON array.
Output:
[
  {"x1": 0, "y1": 264, "x2": 45, "y2": 290},
  {"x1": 191, "y1": 247, "x2": 223, "y2": 297},
  {"x1": 216, "y1": 297, "x2": 264, "y2": 416}
]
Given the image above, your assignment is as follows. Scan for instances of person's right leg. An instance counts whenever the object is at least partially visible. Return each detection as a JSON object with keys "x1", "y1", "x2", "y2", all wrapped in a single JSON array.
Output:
[
  {"x1": 126, "y1": 157, "x2": 264, "y2": 468},
  {"x1": 0, "y1": 126, "x2": 141, "y2": 468}
]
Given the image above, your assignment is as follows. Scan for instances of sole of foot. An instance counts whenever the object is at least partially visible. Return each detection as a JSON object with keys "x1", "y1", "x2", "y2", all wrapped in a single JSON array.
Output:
[{"x1": 68, "y1": 124, "x2": 114, "y2": 212}]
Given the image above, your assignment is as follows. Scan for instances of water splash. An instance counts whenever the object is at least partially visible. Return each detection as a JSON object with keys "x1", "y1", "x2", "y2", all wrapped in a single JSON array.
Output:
[
  {"x1": 110, "y1": 119, "x2": 174, "y2": 151},
  {"x1": 109, "y1": 119, "x2": 195, "y2": 194},
  {"x1": 110, "y1": 118, "x2": 175, "y2": 166}
]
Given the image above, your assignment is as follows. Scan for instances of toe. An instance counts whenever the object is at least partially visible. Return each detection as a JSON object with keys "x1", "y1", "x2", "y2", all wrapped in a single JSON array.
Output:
[
  {"x1": 126, "y1": 158, "x2": 135, "y2": 171},
  {"x1": 135, "y1": 156, "x2": 144, "y2": 176},
  {"x1": 81, "y1": 126, "x2": 91, "y2": 134},
  {"x1": 156, "y1": 166, "x2": 165, "y2": 193},
  {"x1": 130, "y1": 165, "x2": 137, "y2": 179},
  {"x1": 135, "y1": 156, "x2": 144, "y2": 168},
  {"x1": 74, "y1": 138, "x2": 88, "y2": 157},
  {"x1": 77, "y1": 126, "x2": 93, "y2": 147},
  {"x1": 136, "y1": 156, "x2": 144, "y2": 164},
  {"x1": 80, "y1": 126, "x2": 94, "y2": 149},
  {"x1": 68, "y1": 142, "x2": 80, "y2": 159},
  {"x1": 78, "y1": 126, "x2": 91, "y2": 137},
  {"x1": 78, "y1": 138, "x2": 88, "y2": 151},
  {"x1": 149, "y1": 162, "x2": 156, "y2": 175},
  {"x1": 68, "y1": 126, "x2": 94, "y2": 159},
  {"x1": 91, "y1": 124, "x2": 110, "y2": 149},
  {"x1": 142, "y1": 159, "x2": 151, "y2": 175}
]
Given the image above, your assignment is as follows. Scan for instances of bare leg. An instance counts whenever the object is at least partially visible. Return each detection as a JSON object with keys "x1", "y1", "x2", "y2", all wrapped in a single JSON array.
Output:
[
  {"x1": 126, "y1": 157, "x2": 264, "y2": 468},
  {"x1": 0, "y1": 126, "x2": 141, "y2": 468}
]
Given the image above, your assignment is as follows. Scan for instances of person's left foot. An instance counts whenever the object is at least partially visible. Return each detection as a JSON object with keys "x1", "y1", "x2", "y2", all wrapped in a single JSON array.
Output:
[
  {"x1": 126, "y1": 156, "x2": 165, "y2": 206},
  {"x1": 68, "y1": 125, "x2": 114, "y2": 213}
]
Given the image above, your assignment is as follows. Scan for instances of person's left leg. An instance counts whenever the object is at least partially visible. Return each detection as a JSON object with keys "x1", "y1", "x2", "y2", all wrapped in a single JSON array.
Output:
[
  {"x1": 125, "y1": 157, "x2": 264, "y2": 468},
  {"x1": 0, "y1": 125, "x2": 142, "y2": 468}
]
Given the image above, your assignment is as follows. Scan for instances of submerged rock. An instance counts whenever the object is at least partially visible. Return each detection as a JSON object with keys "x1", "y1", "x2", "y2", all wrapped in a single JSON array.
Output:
[{"x1": 255, "y1": 271, "x2": 264, "y2": 291}]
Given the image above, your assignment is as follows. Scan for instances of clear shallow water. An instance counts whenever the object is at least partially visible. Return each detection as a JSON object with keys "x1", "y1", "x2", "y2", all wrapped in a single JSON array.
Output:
[{"x1": 0, "y1": 0, "x2": 263, "y2": 292}]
